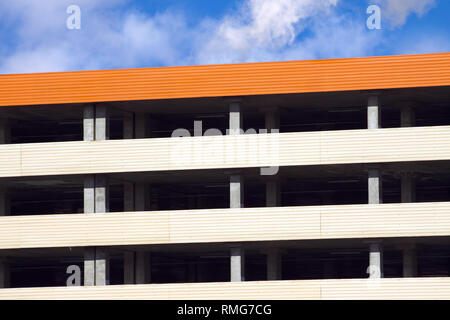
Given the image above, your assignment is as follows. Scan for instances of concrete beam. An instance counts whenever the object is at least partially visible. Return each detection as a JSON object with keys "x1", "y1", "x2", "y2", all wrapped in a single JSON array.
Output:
[{"x1": 230, "y1": 246, "x2": 245, "y2": 282}]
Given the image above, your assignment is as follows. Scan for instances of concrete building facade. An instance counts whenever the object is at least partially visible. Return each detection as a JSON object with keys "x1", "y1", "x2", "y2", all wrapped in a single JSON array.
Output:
[{"x1": 0, "y1": 53, "x2": 449, "y2": 299}]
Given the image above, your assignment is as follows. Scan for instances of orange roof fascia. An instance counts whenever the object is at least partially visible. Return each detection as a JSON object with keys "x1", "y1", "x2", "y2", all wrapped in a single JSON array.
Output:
[{"x1": 0, "y1": 52, "x2": 449, "y2": 107}]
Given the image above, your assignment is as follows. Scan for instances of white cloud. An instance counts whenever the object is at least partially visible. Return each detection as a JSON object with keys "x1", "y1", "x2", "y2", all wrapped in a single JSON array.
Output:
[
  {"x1": 373, "y1": 0, "x2": 436, "y2": 27},
  {"x1": 0, "y1": 0, "x2": 441, "y2": 74}
]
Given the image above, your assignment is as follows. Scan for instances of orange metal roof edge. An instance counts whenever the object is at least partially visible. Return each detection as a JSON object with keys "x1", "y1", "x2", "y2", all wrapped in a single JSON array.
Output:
[{"x1": 1, "y1": 52, "x2": 449, "y2": 107}]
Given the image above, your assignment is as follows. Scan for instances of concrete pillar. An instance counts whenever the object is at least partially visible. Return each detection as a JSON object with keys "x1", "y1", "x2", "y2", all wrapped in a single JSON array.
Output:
[
  {"x1": 123, "y1": 252, "x2": 135, "y2": 284},
  {"x1": 83, "y1": 105, "x2": 110, "y2": 286},
  {"x1": 0, "y1": 260, "x2": 10, "y2": 288},
  {"x1": 0, "y1": 187, "x2": 10, "y2": 216},
  {"x1": 266, "y1": 248, "x2": 281, "y2": 280},
  {"x1": 123, "y1": 182, "x2": 134, "y2": 212},
  {"x1": 368, "y1": 169, "x2": 382, "y2": 204},
  {"x1": 367, "y1": 96, "x2": 380, "y2": 129},
  {"x1": 135, "y1": 252, "x2": 151, "y2": 284},
  {"x1": 265, "y1": 108, "x2": 280, "y2": 132},
  {"x1": 135, "y1": 183, "x2": 150, "y2": 211},
  {"x1": 0, "y1": 119, "x2": 10, "y2": 144},
  {"x1": 369, "y1": 242, "x2": 383, "y2": 278},
  {"x1": 230, "y1": 247, "x2": 245, "y2": 282},
  {"x1": 123, "y1": 112, "x2": 134, "y2": 139},
  {"x1": 135, "y1": 113, "x2": 150, "y2": 139},
  {"x1": 95, "y1": 175, "x2": 109, "y2": 213},
  {"x1": 229, "y1": 102, "x2": 242, "y2": 136},
  {"x1": 83, "y1": 105, "x2": 95, "y2": 141},
  {"x1": 230, "y1": 175, "x2": 244, "y2": 209},
  {"x1": 95, "y1": 104, "x2": 109, "y2": 140},
  {"x1": 402, "y1": 245, "x2": 418, "y2": 277},
  {"x1": 266, "y1": 179, "x2": 280, "y2": 207},
  {"x1": 401, "y1": 172, "x2": 415, "y2": 203},
  {"x1": 401, "y1": 105, "x2": 415, "y2": 127}
]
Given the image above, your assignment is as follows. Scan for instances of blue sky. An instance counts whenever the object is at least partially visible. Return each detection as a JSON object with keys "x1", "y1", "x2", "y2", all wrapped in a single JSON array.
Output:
[{"x1": 0, "y1": 0, "x2": 449, "y2": 74}]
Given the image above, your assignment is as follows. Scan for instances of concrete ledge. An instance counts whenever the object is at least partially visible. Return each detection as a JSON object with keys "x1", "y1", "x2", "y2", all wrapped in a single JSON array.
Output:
[
  {"x1": 0, "y1": 277, "x2": 448, "y2": 300},
  {"x1": 0, "y1": 202, "x2": 450, "y2": 249}
]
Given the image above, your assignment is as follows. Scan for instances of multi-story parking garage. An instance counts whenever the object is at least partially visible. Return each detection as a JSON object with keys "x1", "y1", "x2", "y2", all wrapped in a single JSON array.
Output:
[{"x1": 0, "y1": 52, "x2": 449, "y2": 299}]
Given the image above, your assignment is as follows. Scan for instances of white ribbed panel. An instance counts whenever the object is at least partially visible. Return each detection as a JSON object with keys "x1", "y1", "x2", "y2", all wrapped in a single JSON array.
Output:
[
  {"x1": 0, "y1": 202, "x2": 449, "y2": 249},
  {"x1": 0, "y1": 278, "x2": 448, "y2": 300},
  {"x1": 0, "y1": 126, "x2": 449, "y2": 177}
]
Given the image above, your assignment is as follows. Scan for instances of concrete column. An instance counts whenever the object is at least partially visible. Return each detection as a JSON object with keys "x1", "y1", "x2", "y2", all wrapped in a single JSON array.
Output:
[
  {"x1": 401, "y1": 172, "x2": 415, "y2": 203},
  {"x1": 368, "y1": 169, "x2": 382, "y2": 204},
  {"x1": 266, "y1": 248, "x2": 281, "y2": 280},
  {"x1": 229, "y1": 102, "x2": 242, "y2": 135},
  {"x1": 135, "y1": 183, "x2": 150, "y2": 211},
  {"x1": 123, "y1": 182, "x2": 135, "y2": 212},
  {"x1": 83, "y1": 176, "x2": 95, "y2": 214},
  {"x1": 95, "y1": 175, "x2": 109, "y2": 213},
  {"x1": 367, "y1": 96, "x2": 380, "y2": 129},
  {"x1": 135, "y1": 252, "x2": 151, "y2": 284},
  {"x1": 135, "y1": 113, "x2": 150, "y2": 139},
  {"x1": 402, "y1": 245, "x2": 418, "y2": 277},
  {"x1": 95, "y1": 104, "x2": 109, "y2": 140},
  {"x1": 123, "y1": 112, "x2": 134, "y2": 139},
  {"x1": 123, "y1": 252, "x2": 135, "y2": 284},
  {"x1": 83, "y1": 105, "x2": 95, "y2": 141},
  {"x1": 265, "y1": 108, "x2": 280, "y2": 132},
  {"x1": 230, "y1": 247, "x2": 245, "y2": 282},
  {"x1": 369, "y1": 242, "x2": 383, "y2": 278},
  {"x1": 230, "y1": 175, "x2": 244, "y2": 209},
  {"x1": 0, "y1": 187, "x2": 10, "y2": 216},
  {"x1": 266, "y1": 179, "x2": 280, "y2": 207},
  {"x1": 83, "y1": 247, "x2": 96, "y2": 286},
  {"x1": 95, "y1": 247, "x2": 110, "y2": 286},
  {"x1": 0, "y1": 261, "x2": 10, "y2": 288},
  {"x1": 400, "y1": 105, "x2": 415, "y2": 127},
  {"x1": 0, "y1": 119, "x2": 10, "y2": 144}
]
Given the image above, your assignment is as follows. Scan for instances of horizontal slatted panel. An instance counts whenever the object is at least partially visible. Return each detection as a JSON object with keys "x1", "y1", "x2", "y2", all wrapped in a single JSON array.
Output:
[
  {"x1": 0, "y1": 53, "x2": 450, "y2": 107},
  {"x1": 0, "y1": 278, "x2": 448, "y2": 300},
  {"x1": 0, "y1": 202, "x2": 449, "y2": 249},
  {"x1": 1, "y1": 126, "x2": 449, "y2": 177}
]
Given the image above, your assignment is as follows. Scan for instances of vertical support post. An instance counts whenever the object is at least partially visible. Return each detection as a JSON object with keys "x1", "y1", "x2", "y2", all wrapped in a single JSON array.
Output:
[
  {"x1": 266, "y1": 248, "x2": 281, "y2": 280},
  {"x1": 230, "y1": 247, "x2": 245, "y2": 282},
  {"x1": 83, "y1": 104, "x2": 110, "y2": 286},
  {"x1": 230, "y1": 175, "x2": 244, "y2": 209},
  {"x1": 400, "y1": 105, "x2": 415, "y2": 127},
  {"x1": 0, "y1": 187, "x2": 9, "y2": 216},
  {"x1": 83, "y1": 105, "x2": 95, "y2": 142},
  {"x1": 123, "y1": 112, "x2": 134, "y2": 139},
  {"x1": 123, "y1": 182, "x2": 135, "y2": 212},
  {"x1": 123, "y1": 252, "x2": 135, "y2": 285},
  {"x1": 401, "y1": 172, "x2": 415, "y2": 203},
  {"x1": 369, "y1": 242, "x2": 383, "y2": 278},
  {"x1": 266, "y1": 179, "x2": 280, "y2": 207},
  {"x1": 368, "y1": 169, "x2": 382, "y2": 204},
  {"x1": 135, "y1": 113, "x2": 150, "y2": 139},
  {"x1": 367, "y1": 96, "x2": 380, "y2": 129},
  {"x1": 402, "y1": 245, "x2": 418, "y2": 277},
  {"x1": 95, "y1": 104, "x2": 109, "y2": 140},
  {"x1": 229, "y1": 102, "x2": 242, "y2": 136},
  {"x1": 135, "y1": 183, "x2": 150, "y2": 211},
  {"x1": 0, "y1": 260, "x2": 9, "y2": 288},
  {"x1": 135, "y1": 252, "x2": 151, "y2": 284}
]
